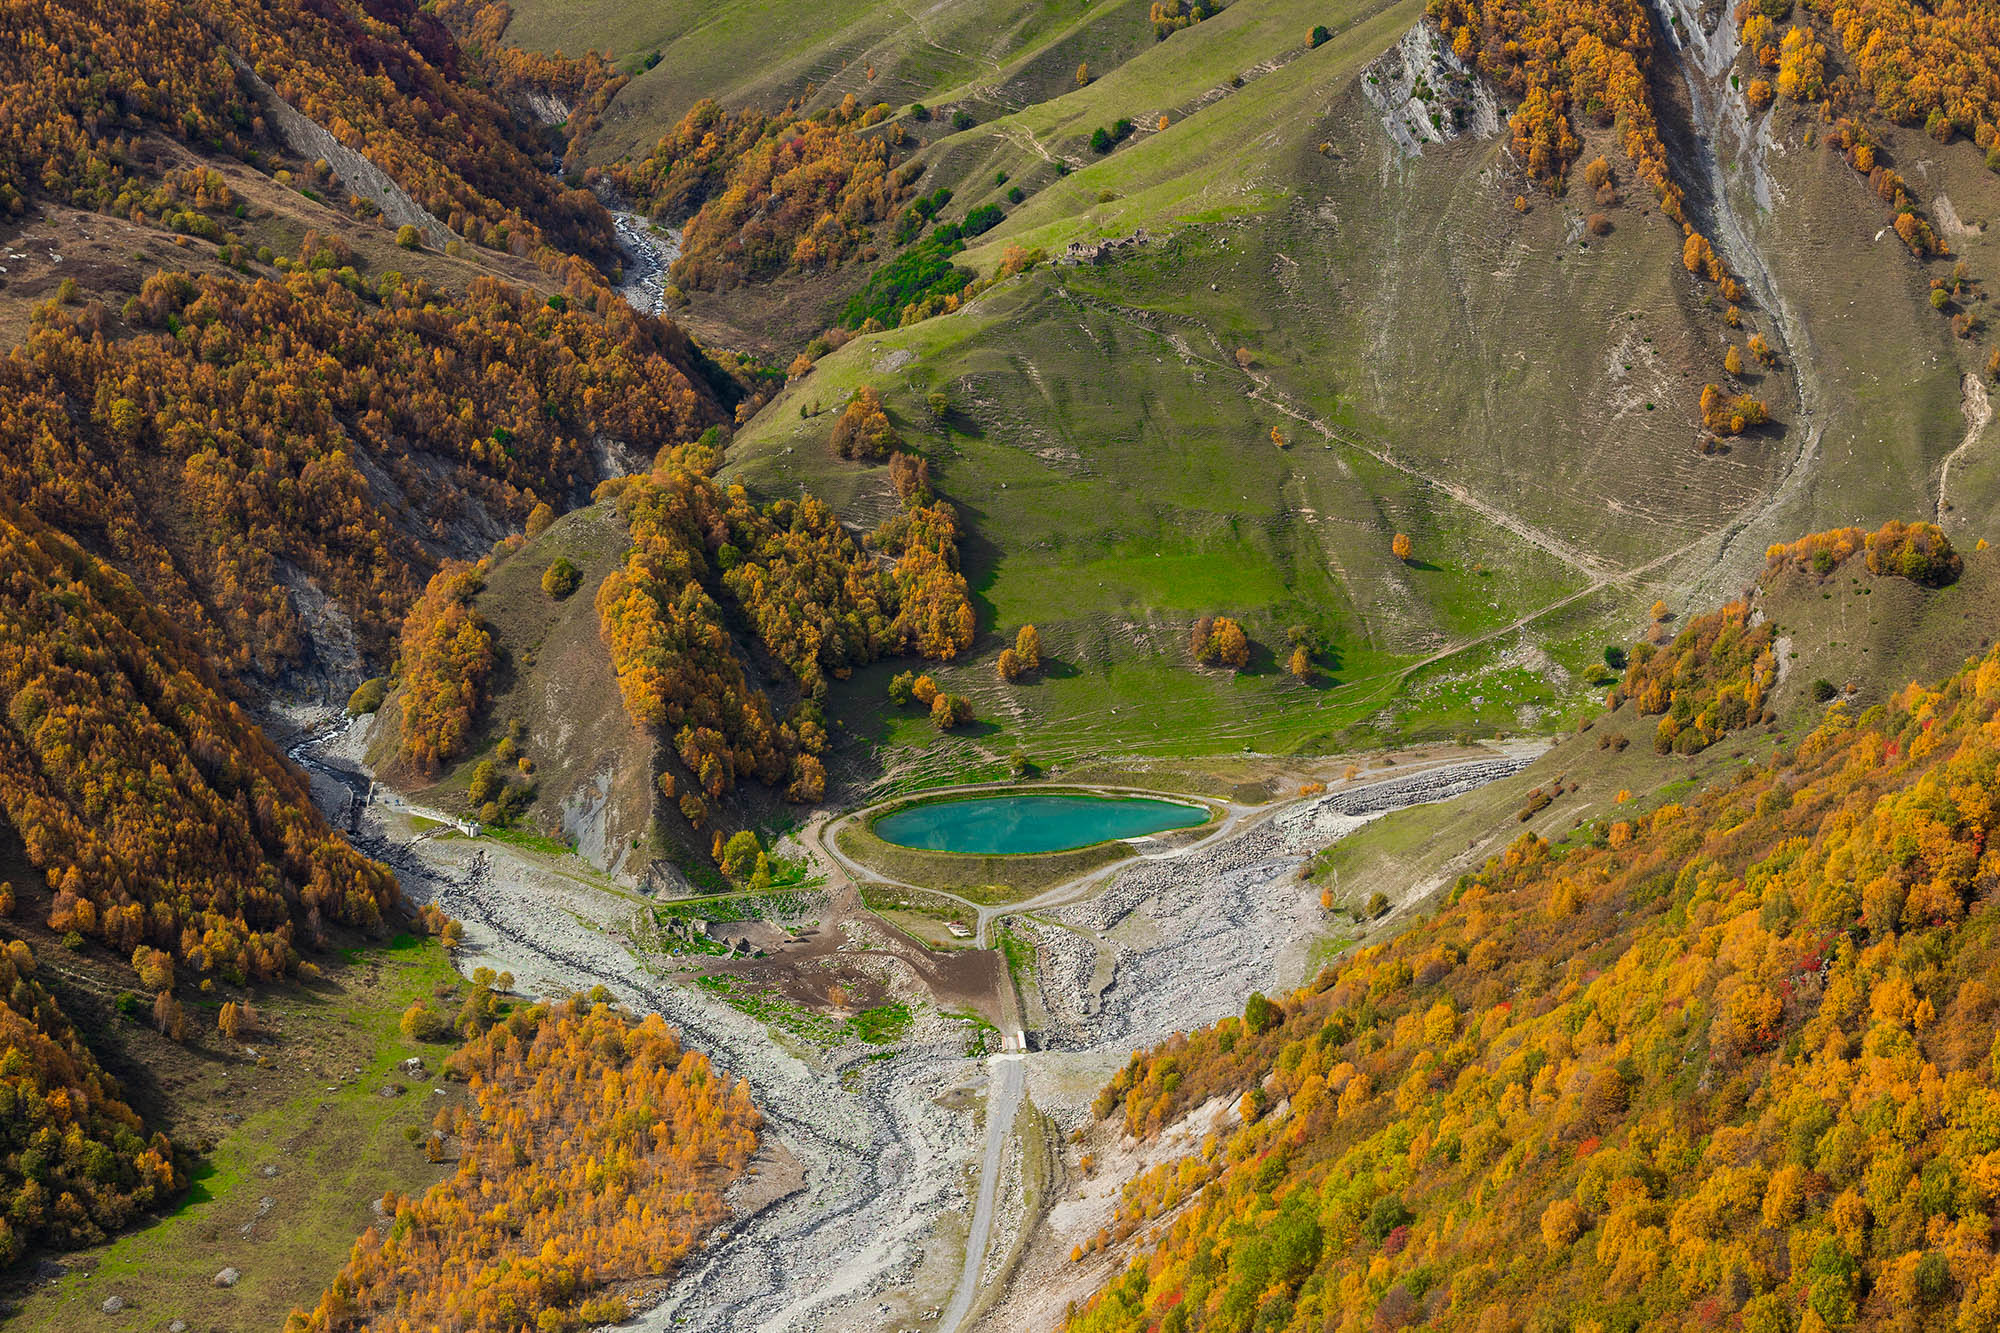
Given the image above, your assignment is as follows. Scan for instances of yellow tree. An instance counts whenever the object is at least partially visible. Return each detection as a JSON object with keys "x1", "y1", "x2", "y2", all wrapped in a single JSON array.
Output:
[
  {"x1": 1392, "y1": 532, "x2": 1413, "y2": 562},
  {"x1": 1014, "y1": 624, "x2": 1041, "y2": 671}
]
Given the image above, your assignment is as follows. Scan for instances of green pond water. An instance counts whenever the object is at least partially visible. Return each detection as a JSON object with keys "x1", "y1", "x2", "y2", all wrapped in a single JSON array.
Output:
[{"x1": 872, "y1": 793, "x2": 1207, "y2": 855}]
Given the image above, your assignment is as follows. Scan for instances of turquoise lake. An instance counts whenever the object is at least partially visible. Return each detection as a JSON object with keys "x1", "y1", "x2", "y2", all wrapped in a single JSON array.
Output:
[{"x1": 872, "y1": 793, "x2": 1207, "y2": 855}]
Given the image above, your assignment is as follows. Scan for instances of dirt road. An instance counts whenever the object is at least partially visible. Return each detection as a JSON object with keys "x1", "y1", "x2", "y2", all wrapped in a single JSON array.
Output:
[{"x1": 941, "y1": 1052, "x2": 1026, "y2": 1333}]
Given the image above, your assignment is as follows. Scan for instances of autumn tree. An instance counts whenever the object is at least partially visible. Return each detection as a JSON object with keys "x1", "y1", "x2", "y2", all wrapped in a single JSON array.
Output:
[
  {"x1": 931, "y1": 692, "x2": 973, "y2": 729},
  {"x1": 1015, "y1": 624, "x2": 1042, "y2": 671},
  {"x1": 152, "y1": 992, "x2": 187, "y2": 1042},
  {"x1": 1190, "y1": 616, "x2": 1251, "y2": 670},
  {"x1": 889, "y1": 451, "x2": 931, "y2": 505},
  {"x1": 1392, "y1": 532, "x2": 1414, "y2": 562},
  {"x1": 830, "y1": 386, "x2": 902, "y2": 460}
]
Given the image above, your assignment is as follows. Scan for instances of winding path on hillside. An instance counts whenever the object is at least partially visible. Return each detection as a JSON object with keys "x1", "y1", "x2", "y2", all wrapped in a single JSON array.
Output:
[{"x1": 1057, "y1": 235, "x2": 1821, "y2": 701}]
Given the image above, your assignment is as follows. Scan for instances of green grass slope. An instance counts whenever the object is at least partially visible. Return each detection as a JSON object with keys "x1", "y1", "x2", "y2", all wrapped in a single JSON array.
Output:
[
  {"x1": 508, "y1": 0, "x2": 1163, "y2": 163},
  {"x1": 1315, "y1": 538, "x2": 2000, "y2": 934},
  {"x1": 494, "y1": 0, "x2": 2000, "y2": 794}
]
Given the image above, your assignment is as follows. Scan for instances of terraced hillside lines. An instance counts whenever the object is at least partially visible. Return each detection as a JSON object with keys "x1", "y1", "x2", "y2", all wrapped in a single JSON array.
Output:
[
  {"x1": 947, "y1": 0, "x2": 1422, "y2": 263},
  {"x1": 509, "y1": 0, "x2": 1157, "y2": 164},
  {"x1": 1058, "y1": 280, "x2": 1619, "y2": 582}
]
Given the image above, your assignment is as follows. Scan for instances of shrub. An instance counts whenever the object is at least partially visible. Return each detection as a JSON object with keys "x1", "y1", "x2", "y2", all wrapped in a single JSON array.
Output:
[
  {"x1": 541, "y1": 557, "x2": 581, "y2": 599},
  {"x1": 400, "y1": 1001, "x2": 452, "y2": 1041},
  {"x1": 1309, "y1": 23, "x2": 1332, "y2": 46},
  {"x1": 347, "y1": 676, "x2": 389, "y2": 716},
  {"x1": 962, "y1": 203, "x2": 1003, "y2": 237},
  {"x1": 395, "y1": 224, "x2": 421, "y2": 249}
]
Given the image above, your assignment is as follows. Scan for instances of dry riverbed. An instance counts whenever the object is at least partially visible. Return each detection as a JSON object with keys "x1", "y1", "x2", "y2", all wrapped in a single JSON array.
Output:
[{"x1": 294, "y1": 714, "x2": 1534, "y2": 1333}]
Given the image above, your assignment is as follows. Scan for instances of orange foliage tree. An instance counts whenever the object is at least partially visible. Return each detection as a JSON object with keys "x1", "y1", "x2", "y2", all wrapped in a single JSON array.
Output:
[{"x1": 1189, "y1": 615, "x2": 1252, "y2": 670}]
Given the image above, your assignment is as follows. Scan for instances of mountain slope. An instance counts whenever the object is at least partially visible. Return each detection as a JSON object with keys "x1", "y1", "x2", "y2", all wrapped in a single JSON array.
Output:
[{"x1": 1067, "y1": 531, "x2": 2000, "y2": 1332}]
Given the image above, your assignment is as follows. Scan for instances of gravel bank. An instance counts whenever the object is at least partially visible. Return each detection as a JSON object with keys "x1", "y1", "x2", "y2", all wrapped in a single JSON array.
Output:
[{"x1": 294, "y1": 726, "x2": 1530, "y2": 1333}]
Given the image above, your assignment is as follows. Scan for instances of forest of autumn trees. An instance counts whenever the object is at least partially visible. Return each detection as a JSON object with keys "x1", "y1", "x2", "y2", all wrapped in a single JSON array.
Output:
[
  {"x1": 609, "y1": 94, "x2": 916, "y2": 289},
  {"x1": 0, "y1": 511, "x2": 396, "y2": 981},
  {"x1": 0, "y1": 0, "x2": 740, "y2": 1072},
  {"x1": 432, "y1": 0, "x2": 630, "y2": 174},
  {"x1": 0, "y1": 0, "x2": 620, "y2": 265},
  {"x1": 1613, "y1": 599, "x2": 1778, "y2": 756},
  {"x1": 0, "y1": 936, "x2": 180, "y2": 1265},
  {"x1": 1073, "y1": 551, "x2": 2000, "y2": 1331},
  {"x1": 289, "y1": 996, "x2": 759, "y2": 1333},
  {"x1": 5, "y1": 269, "x2": 719, "y2": 684},
  {"x1": 1797, "y1": 0, "x2": 2000, "y2": 144},
  {"x1": 596, "y1": 439, "x2": 972, "y2": 824},
  {"x1": 395, "y1": 561, "x2": 496, "y2": 773}
]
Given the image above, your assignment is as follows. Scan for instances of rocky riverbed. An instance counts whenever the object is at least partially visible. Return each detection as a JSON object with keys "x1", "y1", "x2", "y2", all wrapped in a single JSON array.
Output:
[{"x1": 291, "y1": 718, "x2": 1531, "y2": 1333}]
